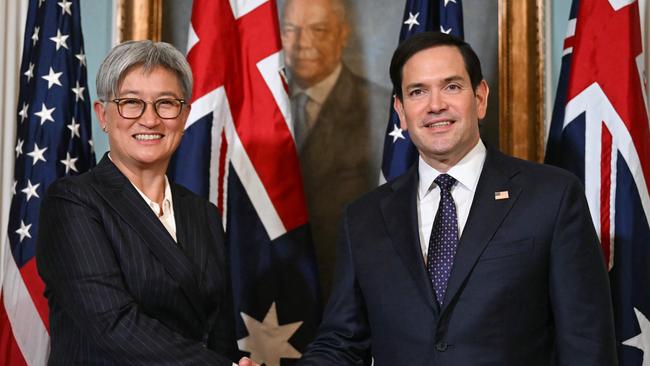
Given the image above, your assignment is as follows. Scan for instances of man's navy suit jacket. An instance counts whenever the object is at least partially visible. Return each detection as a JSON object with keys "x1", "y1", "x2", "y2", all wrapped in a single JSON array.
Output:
[
  {"x1": 36, "y1": 155, "x2": 238, "y2": 365},
  {"x1": 299, "y1": 147, "x2": 617, "y2": 365}
]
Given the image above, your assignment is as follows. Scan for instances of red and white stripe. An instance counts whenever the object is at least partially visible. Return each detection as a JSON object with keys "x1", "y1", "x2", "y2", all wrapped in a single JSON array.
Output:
[
  {"x1": 1, "y1": 240, "x2": 49, "y2": 365},
  {"x1": 185, "y1": 0, "x2": 307, "y2": 240},
  {"x1": 563, "y1": 83, "x2": 650, "y2": 268}
]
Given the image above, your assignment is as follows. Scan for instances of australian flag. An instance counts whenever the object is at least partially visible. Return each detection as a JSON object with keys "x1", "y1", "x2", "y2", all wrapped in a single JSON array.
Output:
[
  {"x1": 0, "y1": 0, "x2": 95, "y2": 364},
  {"x1": 168, "y1": 0, "x2": 320, "y2": 365},
  {"x1": 380, "y1": 0, "x2": 464, "y2": 182},
  {"x1": 545, "y1": 0, "x2": 650, "y2": 364}
]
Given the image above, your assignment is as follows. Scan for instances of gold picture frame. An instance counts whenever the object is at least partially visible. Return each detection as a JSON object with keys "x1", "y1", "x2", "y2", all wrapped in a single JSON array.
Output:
[
  {"x1": 498, "y1": 0, "x2": 546, "y2": 162},
  {"x1": 116, "y1": 0, "x2": 163, "y2": 42}
]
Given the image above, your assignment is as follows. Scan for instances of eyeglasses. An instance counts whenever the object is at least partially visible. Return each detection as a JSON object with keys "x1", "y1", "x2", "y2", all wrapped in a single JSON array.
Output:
[{"x1": 110, "y1": 98, "x2": 186, "y2": 119}]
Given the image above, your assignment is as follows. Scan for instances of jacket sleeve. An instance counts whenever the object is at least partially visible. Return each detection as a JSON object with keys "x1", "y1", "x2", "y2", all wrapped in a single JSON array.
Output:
[
  {"x1": 36, "y1": 180, "x2": 235, "y2": 365},
  {"x1": 298, "y1": 208, "x2": 372, "y2": 366},
  {"x1": 205, "y1": 202, "x2": 241, "y2": 360},
  {"x1": 549, "y1": 176, "x2": 618, "y2": 365}
]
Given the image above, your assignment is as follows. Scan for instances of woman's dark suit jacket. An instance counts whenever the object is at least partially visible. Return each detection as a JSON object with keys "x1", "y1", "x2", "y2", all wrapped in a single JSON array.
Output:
[{"x1": 36, "y1": 154, "x2": 238, "y2": 365}]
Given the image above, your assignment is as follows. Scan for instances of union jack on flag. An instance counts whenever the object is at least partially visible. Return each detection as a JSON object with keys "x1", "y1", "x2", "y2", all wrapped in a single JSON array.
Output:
[
  {"x1": 168, "y1": 0, "x2": 320, "y2": 365},
  {"x1": 545, "y1": 0, "x2": 650, "y2": 364},
  {"x1": 0, "y1": 0, "x2": 95, "y2": 364},
  {"x1": 381, "y1": 0, "x2": 464, "y2": 182}
]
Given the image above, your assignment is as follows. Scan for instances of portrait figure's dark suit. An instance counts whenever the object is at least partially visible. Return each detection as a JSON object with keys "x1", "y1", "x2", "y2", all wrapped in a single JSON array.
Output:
[
  {"x1": 36, "y1": 155, "x2": 238, "y2": 365},
  {"x1": 298, "y1": 147, "x2": 617, "y2": 365},
  {"x1": 298, "y1": 64, "x2": 390, "y2": 297}
]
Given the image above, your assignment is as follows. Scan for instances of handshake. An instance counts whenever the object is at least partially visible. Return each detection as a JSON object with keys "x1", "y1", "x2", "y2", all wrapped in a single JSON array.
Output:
[{"x1": 237, "y1": 357, "x2": 260, "y2": 366}]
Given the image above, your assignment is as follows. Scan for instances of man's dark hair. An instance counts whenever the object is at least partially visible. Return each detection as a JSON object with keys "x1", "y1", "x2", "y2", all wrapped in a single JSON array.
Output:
[{"x1": 389, "y1": 32, "x2": 483, "y2": 100}]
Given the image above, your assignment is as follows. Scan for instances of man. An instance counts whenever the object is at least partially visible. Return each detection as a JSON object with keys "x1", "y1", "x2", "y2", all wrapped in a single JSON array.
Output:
[
  {"x1": 293, "y1": 32, "x2": 617, "y2": 364},
  {"x1": 281, "y1": 0, "x2": 390, "y2": 297}
]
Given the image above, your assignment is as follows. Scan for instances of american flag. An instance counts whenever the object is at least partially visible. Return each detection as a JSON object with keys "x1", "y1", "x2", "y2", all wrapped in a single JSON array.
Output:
[
  {"x1": 380, "y1": 0, "x2": 464, "y2": 182},
  {"x1": 0, "y1": 0, "x2": 95, "y2": 364},
  {"x1": 167, "y1": 0, "x2": 320, "y2": 365},
  {"x1": 545, "y1": 0, "x2": 650, "y2": 364}
]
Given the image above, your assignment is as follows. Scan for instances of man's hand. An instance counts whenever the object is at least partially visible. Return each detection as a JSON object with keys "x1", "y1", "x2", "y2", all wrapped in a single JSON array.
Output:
[{"x1": 238, "y1": 357, "x2": 260, "y2": 366}]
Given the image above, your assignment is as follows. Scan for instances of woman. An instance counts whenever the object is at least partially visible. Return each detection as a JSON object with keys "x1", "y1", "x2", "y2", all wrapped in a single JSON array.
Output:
[{"x1": 37, "y1": 40, "x2": 245, "y2": 365}]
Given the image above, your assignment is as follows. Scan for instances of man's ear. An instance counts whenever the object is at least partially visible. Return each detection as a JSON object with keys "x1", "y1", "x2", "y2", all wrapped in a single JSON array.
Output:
[
  {"x1": 393, "y1": 95, "x2": 408, "y2": 131},
  {"x1": 475, "y1": 80, "x2": 489, "y2": 120},
  {"x1": 339, "y1": 19, "x2": 350, "y2": 48}
]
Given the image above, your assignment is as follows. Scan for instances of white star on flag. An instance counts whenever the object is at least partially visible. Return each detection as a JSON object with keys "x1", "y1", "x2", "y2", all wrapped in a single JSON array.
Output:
[
  {"x1": 31, "y1": 26, "x2": 39, "y2": 46},
  {"x1": 42, "y1": 67, "x2": 63, "y2": 89},
  {"x1": 21, "y1": 180, "x2": 40, "y2": 202},
  {"x1": 71, "y1": 81, "x2": 85, "y2": 101},
  {"x1": 444, "y1": 0, "x2": 457, "y2": 6},
  {"x1": 623, "y1": 307, "x2": 650, "y2": 366},
  {"x1": 27, "y1": 143, "x2": 47, "y2": 166},
  {"x1": 19, "y1": 103, "x2": 29, "y2": 122},
  {"x1": 76, "y1": 50, "x2": 87, "y2": 67},
  {"x1": 12, "y1": 180, "x2": 17, "y2": 195},
  {"x1": 50, "y1": 29, "x2": 69, "y2": 50},
  {"x1": 440, "y1": 25, "x2": 452, "y2": 34},
  {"x1": 60, "y1": 152, "x2": 79, "y2": 174},
  {"x1": 15, "y1": 220, "x2": 32, "y2": 242},
  {"x1": 58, "y1": 0, "x2": 72, "y2": 15},
  {"x1": 34, "y1": 103, "x2": 56, "y2": 125},
  {"x1": 404, "y1": 12, "x2": 420, "y2": 31},
  {"x1": 88, "y1": 139, "x2": 94, "y2": 153},
  {"x1": 67, "y1": 118, "x2": 81, "y2": 138},
  {"x1": 238, "y1": 302, "x2": 303, "y2": 366},
  {"x1": 15, "y1": 139, "x2": 24, "y2": 157},
  {"x1": 24, "y1": 62, "x2": 35, "y2": 82},
  {"x1": 388, "y1": 124, "x2": 405, "y2": 143}
]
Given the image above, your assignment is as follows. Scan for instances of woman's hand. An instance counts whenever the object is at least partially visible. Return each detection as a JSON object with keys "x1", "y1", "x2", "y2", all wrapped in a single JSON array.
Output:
[{"x1": 238, "y1": 357, "x2": 260, "y2": 366}]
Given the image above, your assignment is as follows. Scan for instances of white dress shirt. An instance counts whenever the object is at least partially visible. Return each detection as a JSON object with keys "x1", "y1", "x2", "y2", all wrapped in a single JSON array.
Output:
[
  {"x1": 416, "y1": 140, "x2": 487, "y2": 262},
  {"x1": 291, "y1": 63, "x2": 342, "y2": 127},
  {"x1": 132, "y1": 175, "x2": 177, "y2": 242}
]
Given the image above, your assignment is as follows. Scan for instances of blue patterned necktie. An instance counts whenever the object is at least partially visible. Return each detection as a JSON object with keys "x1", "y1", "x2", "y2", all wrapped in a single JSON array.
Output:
[{"x1": 427, "y1": 174, "x2": 459, "y2": 305}]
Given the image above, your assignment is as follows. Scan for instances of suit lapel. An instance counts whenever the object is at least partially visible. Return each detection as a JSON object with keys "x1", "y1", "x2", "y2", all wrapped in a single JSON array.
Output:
[
  {"x1": 90, "y1": 155, "x2": 207, "y2": 323},
  {"x1": 381, "y1": 166, "x2": 438, "y2": 313},
  {"x1": 318, "y1": 66, "x2": 354, "y2": 122},
  {"x1": 172, "y1": 186, "x2": 209, "y2": 281},
  {"x1": 300, "y1": 66, "x2": 354, "y2": 152},
  {"x1": 440, "y1": 149, "x2": 522, "y2": 315}
]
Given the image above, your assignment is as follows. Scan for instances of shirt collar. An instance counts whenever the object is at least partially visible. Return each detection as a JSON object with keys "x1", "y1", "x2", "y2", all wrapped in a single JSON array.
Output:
[
  {"x1": 107, "y1": 153, "x2": 174, "y2": 216},
  {"x1": 291, "y1": 63, "x2": 342, "y2": 106},
  {"x1": 132, "y1": 175, "x2": 174, "y2": 217},
  {"x1": 418, "y1": 139, "x2": 487, "y2": 199}
]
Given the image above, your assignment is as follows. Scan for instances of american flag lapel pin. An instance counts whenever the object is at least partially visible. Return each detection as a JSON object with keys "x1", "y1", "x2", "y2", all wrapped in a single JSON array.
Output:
[{"x1": 494, "y1": 191, "x2": 509, "y2": 200}]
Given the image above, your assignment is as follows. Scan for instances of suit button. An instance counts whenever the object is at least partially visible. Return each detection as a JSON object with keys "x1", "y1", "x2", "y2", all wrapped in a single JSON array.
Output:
[{"x1": 435, "y1": 342, "x2": 448, "y2": 352}]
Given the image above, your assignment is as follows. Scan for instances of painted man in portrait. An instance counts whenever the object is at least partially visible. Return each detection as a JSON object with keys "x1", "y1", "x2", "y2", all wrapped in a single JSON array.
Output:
[{"x1": 281, "y1": 0, "x2": 390, "y2": 297}]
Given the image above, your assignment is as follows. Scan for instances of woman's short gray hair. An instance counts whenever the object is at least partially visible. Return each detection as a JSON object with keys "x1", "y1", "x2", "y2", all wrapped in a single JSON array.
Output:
[{"x1": 96, "y1": 40, "x2": 193, "y2": 101}]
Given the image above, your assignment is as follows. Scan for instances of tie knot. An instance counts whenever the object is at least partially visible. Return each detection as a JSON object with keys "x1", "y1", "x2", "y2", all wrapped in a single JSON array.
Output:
[
  {"x1": 293, "y1": 92, "x2": 309, "y2": 108},
  {"x1": 434, "y1": 174, "x2": 456, "y2": 192}
]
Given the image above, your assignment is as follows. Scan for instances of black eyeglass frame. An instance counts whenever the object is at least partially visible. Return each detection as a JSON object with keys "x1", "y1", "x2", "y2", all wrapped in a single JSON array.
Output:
[{"x1": 109, "y1": 98, "x2": 187, "y2": 119}]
